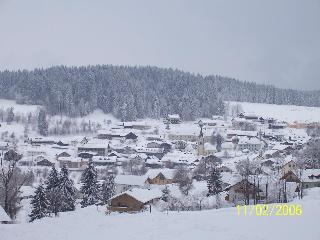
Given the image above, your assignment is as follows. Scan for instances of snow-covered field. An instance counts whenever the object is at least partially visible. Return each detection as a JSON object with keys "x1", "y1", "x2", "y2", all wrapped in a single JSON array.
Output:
[
  {"x1": 229, "y1": 101, "x2": 320, "y2": 123},
  {"x1": 0, "y1": 99, "x2": 40, "y2": 113},
  {"x1": 2, "y1": 98, "x2": 320, "y2": 125},
  {"x1": 1, "y1": 188, "x2": 319, "y2": 240}
]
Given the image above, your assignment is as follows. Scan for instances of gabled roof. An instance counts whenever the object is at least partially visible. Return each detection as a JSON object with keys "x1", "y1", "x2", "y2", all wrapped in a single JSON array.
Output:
[
  {"x1": 111, "y1": 188, "x2": 162, "y2": 204},
  {"x1": 224, "y1": 178, "x2": 263, "y2": 191},
  {"x1": 280, "y1": 171, "x2": 300, "y2": 182},
  {"x1": 145, "y1": 169, "x2": 176, "y2": 180},
  {"x1": 282, "y1": 156, "x2": 296, "y2": 166},
  {"x1": 115, "y1": 175, "x2": 146, "y2": 186},
  {"x1": 145, "y1": 156, "x2": 162, "y2": 165}
]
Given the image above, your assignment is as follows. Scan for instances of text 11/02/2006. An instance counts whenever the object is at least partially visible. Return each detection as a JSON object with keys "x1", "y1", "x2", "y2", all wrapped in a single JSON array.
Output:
[{"x1": 236, "y1": 204, "x2": 302, "y2": 217}]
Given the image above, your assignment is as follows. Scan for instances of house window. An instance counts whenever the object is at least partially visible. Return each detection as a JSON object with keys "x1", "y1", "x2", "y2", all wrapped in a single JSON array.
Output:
[{"x1": 118, "y1": 202, "x2": 127, "y2": 207}]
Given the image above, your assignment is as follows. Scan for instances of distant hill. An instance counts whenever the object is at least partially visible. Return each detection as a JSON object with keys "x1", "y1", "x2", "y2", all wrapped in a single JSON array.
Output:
[
  {"x1": 0, "y1": 65, "x2": 319, "y2": 120},
  {"x1": 229, "y1": 101, "x2": 320, "y2": 123}
]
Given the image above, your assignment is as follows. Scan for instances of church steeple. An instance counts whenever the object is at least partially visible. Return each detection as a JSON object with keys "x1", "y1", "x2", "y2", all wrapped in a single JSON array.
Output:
[
  {"x1": 197, "y1": 120, "x2": 205, "y2": 156},
  {"x1": 198, "y1": 120, "x2": 204, "y2": 138}
]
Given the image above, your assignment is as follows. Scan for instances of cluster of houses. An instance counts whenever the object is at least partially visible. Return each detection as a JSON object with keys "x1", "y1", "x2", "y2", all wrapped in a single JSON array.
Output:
[{"x1": 1, "y1": 111, "x2": 319, "y2": 216}]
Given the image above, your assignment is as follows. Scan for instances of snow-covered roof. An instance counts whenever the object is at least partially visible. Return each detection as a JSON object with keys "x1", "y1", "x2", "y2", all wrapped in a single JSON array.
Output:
[
  {"x1": 122, "y1": 121, "x2": 151, "y2": 127},
  {"x1": 31, "y1": 137, "x2": 56, "y2": 142},
  {"x1": 204, "y1": 142, "x2": 216, "y2": 151},
  {"x1": 97, "y1": 128, "x2": 136, "y2": 136},
  {"x1": 238, "y1": 137, "x2": 261, "y2": 145},
  {"x1": 282, "y1": 155, "x2": 296, "y2": 165},
  {"x1": 58, "y1": 156, "x2": 88, "y2": 163},
  {"x1": 272, "y1": 144, "x2": 293, "y2": 151},
  {"x1": 261, "y1": 158, "x2": 276, "y2": 164},
  {"x1": 301, "y1": 169, "x2": 320, "y2": 182},
  {"x1": 271, "y1": 122, "x2": 287, "y2": 127},
  {"x1": 227, "y1": 130, "x2": 257, "y2": 137},
  {"x1": 168, "y1": 125, "x2": 211, "y2": 137},
  {"x1": 161, "y1": 152, "x2": 198, "y2": 164},
  {"x1": 145, "y1": 169, "x2": 176, "y2": 180},
  {"x1": 0, "y1": 142, "x2": 9, "y2": 148},
  {"x1": 221, "y1": 172, "x2": 241, "y2": 186},
  {"x1": 26, "y1": 147, "x2": 47, "y2": 154},
  {"x1": 221, "y1": 142, "x2": 233, "y2": 149},
  {"x1": 129, "y1": 153, "x2": 148, "y2": 159},
  {"x1": 78, "y1": 142, "x2": 108, "y2": 149},
  {"x1": 263, "y1": 149, "x2": 279, "y2": 156},
  {"x1": 145, "y1": 156, "x2": 161, "y2": 165},
  {"x1": 0, "y1": 206, "x2": 11, "y2": 222},
  {"x1": 232, "y1": 117, "x2": 250, "y2": 123},
  {"x1": 113, "y1": 188, "x2": 162, "y2": 203},
  {"x1": 136, "y1": 147, "x2": 164, "y2": 154},
  {"x1": 115, "y1": 175, "x2": 146, "y2": 186},
  {"x1": 168, "y1": 114, "x2": 180, "y2": 119},
  {"x1": 92, "y1": 156, "x2": 117, "y2": 163}
]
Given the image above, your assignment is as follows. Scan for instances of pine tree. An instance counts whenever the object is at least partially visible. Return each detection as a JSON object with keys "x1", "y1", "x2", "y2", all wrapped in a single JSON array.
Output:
[
  {"x1": 165, "y1": 121, "x2": 170, "y2": 130},
  {"x1": 153, "y1": 97, "x2": 160, "y2": 119},
  {"x1": 23, "y1": 124, "x2": 29, "y2": 140},
  {"x1": 216, "y1": 133, "x2": 223, "y2": 152},
  {"x1": 161, "y1": 186, "x2": 170, "y2": 202},
  {"x1": 45, "y1": 166, "x2": 61, "y2": 216},
  {"x1": 38, "y1": 109, "x2": 48, "y2": 136},
  {"x1": 100, "y1": 174, "x2": 115, "y2": 205},
  {"x1": 6, "y1": 107, "x2": 14, "y2": 124},
  {"x1": 80, "y1": 161, "x2": 100, "y2": 207},
  {"x1": 207, "y1": 168, "x2": 223, "y2": 196},
  {"x1": 29, "y1": 184, "x2": 49, "y2": 222},
  {"x1": 59, "y1": 165, "x2": 76, "y2": 212}
]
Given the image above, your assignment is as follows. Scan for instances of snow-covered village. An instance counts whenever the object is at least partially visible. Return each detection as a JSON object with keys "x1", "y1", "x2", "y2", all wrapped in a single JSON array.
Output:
[
  {"x1": 1, "y1": 1, "x2": 320, "y2": 240},
  {"x1": 0, "y1": 98, "x2": 320, "y2": 240}
]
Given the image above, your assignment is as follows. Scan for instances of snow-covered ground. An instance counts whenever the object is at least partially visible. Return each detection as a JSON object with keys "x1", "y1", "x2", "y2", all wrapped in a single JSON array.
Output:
[
  {"x1": 1, "y1": 188, "x2": 319, "y2": 240},
  {"x1": 0, "y1": 99, "x2": 40, "y2": 113},
  {"x1": 229, "y1": 101, "x2": 320, "y2": 123},
  {"x1": 1, "y1": 98, "x2": 320, "y2": 124}
]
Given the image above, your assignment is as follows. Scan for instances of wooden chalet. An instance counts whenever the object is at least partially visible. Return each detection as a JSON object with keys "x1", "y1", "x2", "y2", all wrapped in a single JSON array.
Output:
[
  {"x1": 225, "y1": 179, "x2": 263, "y2": 203},
  {"x1": 144, "y1": 169, "x2": 175, "y2": 185},
  {"x1": 108, "y1": 188, "x2": 161, "y2": 212}
]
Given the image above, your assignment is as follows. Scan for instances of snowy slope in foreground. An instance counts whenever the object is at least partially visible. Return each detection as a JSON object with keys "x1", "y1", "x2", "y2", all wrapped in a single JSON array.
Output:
[
  {"x1": 1, "y1": 188, "x2": 319, "y2": 240},
  {"x1": 229, "y1": 101, "x2": 320, "y2": 123}
]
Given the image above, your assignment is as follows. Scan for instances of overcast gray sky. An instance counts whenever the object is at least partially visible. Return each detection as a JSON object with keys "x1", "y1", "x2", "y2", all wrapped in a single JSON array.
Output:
[{"x1": 0, "y1": 0, "x2": 319, "y2": 90}]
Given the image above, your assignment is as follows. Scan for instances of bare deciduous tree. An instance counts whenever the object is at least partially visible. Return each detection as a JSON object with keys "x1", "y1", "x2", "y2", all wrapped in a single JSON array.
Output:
[
  {"x1": 174, "y1": 165, "x2": 193, "y2": 195},
  {"x1": 0, "y1": 150, "x2": 32, "y2": 219}
]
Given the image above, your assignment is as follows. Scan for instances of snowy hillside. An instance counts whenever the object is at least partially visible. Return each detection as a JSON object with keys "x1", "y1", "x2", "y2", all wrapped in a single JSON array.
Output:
[
  {"x1": 229, "y1": 101, "x2": 320, "y2": 123},
  {"x1": 1, "y1": 98, "x2": 320, "y2": 125},
  {"x1": 1, "y1": 188, "x2": 319, "y2": 240},
  {"x1": 0, "y1": 99, "x2": 40, "y2": 113}
]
